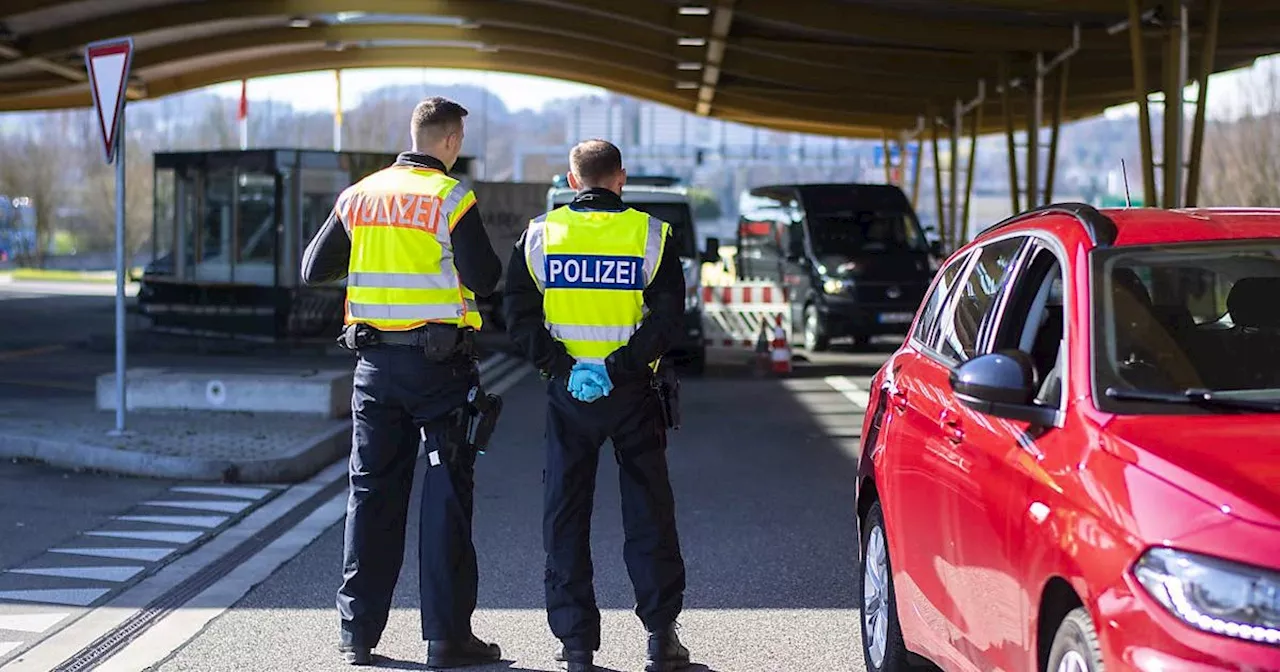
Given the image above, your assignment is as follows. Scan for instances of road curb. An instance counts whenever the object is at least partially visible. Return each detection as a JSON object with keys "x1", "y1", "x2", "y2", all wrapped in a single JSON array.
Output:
[
  {"x1": 0, "y1": 420, "x2": 350, "y2": 484},
  {"x1": 0, "y1": 352, "x2": 522, "y2": 483}
]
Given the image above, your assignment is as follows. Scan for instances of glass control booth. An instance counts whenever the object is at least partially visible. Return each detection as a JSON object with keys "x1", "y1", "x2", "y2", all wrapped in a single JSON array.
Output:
[{"x1": 141, "y1": 149, "x2": 473, "y2": 341}]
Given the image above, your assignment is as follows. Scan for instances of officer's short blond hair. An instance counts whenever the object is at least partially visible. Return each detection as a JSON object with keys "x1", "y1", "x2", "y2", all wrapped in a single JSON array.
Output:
[{"x1": 570, "y1": 139, "x2": 623, "y2": 186}]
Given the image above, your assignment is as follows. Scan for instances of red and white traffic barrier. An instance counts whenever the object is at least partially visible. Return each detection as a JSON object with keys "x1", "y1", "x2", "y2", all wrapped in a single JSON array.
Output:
[{"x1": 700, "y1": 281, "x2": 791, "y2": 349}]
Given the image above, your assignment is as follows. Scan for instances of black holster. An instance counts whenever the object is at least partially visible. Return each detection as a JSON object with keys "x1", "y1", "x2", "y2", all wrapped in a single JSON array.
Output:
[{"x1": 651, "y1": 360, "x2": 681, "y2": 430}]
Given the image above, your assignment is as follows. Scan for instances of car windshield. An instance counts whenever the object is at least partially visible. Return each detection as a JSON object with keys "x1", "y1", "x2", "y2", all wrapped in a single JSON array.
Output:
[
  {"x1": 1092, "y1": 240, "x2": 1280, "y2": 412},
  {"x1": 807, "y1": 211, "x2": 929, "y2": 255},
  {"x1": 624, "y1": 201, "x2": 698, "y2": 259}
]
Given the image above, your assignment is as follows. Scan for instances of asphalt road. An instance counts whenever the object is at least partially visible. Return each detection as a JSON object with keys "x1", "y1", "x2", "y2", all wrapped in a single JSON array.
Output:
[{"x1": 148, "y1": 347, "x2": 888, "y2": 672}]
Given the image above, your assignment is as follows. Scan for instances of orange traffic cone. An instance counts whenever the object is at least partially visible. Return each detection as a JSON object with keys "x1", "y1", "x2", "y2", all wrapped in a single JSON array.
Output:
[{"x1": 770, "y1": 314, "x2": 792, "y2": 375}]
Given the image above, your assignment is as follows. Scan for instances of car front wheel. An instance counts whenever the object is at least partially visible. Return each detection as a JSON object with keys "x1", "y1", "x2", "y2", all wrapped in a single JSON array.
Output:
[
  {"x1": 860, "y1": 501, "x2": 909, "y2": 672},
  {"x1": 1047, "y1": 607, "x2": 1104, "y2": 672}
]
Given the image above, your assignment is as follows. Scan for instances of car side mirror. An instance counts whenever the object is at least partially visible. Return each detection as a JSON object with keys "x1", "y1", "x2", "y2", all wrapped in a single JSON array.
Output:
[
  {"x1": 949, "y1": 351, "x2": 1057, "y2": 426},
  {"x1": 929, "y1": 240, "x2": 945, "y2": 258},
  {"x1": 701, "y1": 237, "x2": 720, "y2": 264}
]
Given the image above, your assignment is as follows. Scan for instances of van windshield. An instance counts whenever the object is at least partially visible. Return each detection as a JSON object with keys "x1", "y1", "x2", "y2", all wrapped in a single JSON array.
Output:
[
  {"x1": 807, "y1": 211, "x2": 929, "y2": 255},
  {"x1": 626, "y1": 202, "x2": 699, "y2": 259}
]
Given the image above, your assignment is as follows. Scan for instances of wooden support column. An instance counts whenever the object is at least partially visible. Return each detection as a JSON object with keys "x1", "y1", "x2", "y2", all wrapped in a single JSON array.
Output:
[
  {"x1": 931, "y1": 112, "x2": 946, "y2": 249},
  {"x1": 1026, "y1": 53, "x2": 1043, "y2": 208},
  {"x1": 1000, "y1": 59, "x2": 1020, "y2": 214},
  {"x1": 1162, "y1": 11, "x2": 1186, "y2": 208},
  {"x1": 1128, "y1": 0, "x2": 1157, "y2": 207},
  {"x1": 962, "y1": 101, "x2": 982, "y2": 247},
  {"x1": 1045, "y1": 60, "x2": 1069, "y2": 203},
  {"x1": 1186, "y1": 0, "x2": 1220, "y2": 207},
  {"x1": 911, "y1": 138, "x2": 923, "y2": 210},
  {"x1": 949, "y1": 101, "x2": 961, "y2": 249},
  {"x1": 882, "y1": 129, "x2": 893, "y2": 184}
]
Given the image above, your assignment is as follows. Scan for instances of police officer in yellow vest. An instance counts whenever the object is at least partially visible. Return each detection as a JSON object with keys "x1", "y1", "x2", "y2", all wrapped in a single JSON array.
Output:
[
  {"x1": 504, "y1": 139, "x2": 692, "y2": 672},
  {"x1": 301, "y1": 96, "x2": 503, "y2": 668}
]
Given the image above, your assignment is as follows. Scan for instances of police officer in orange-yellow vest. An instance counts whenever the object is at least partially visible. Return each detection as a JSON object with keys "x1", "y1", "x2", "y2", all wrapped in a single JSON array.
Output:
[
  {"x1": 503, "y1": 139, "x2": 692, "y2": 672},
  {"x1": 301, "y1": 96, "x2": 503, "y2": 668}
]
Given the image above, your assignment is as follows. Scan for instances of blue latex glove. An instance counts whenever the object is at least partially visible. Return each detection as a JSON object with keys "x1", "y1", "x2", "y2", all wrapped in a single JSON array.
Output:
[
  {"x1": 576, "y1": 379, "x2": 606, "y2": 403},
  {"x1": 568, "y1": 363, "x2": 613, "y2": 402},
  {"x1": 567, "y1": 367, "x2": 592, "y2": 398},
  {"x1": 577, "y1": 363, "x2": 613, "y2": 397}
]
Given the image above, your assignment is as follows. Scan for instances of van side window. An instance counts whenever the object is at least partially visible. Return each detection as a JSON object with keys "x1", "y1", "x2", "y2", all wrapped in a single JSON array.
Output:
[{"x1": 912, "y1": 250, "x2": 971, "y2": 347}]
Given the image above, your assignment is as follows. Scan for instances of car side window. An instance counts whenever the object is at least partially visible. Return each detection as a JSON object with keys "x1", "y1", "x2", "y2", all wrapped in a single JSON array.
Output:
[
  {"x1": 935, "y1": 236, "x2": 1026, "y2": 362},
  {"x1": 911, "y1": 250, "x2": 972, "y2": 346},
  {"x1": 990, "y1": 244, "x2": 1067, "y2": 407}
]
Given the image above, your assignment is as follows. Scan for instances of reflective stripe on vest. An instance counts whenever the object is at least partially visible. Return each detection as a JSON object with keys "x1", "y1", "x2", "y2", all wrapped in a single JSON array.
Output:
[
  {"x1": 523, "y1": 205, "x2": 668, "y2": 364},
  {"x1": 339, "y1": 166, "x2": 481, "y2": 331}
]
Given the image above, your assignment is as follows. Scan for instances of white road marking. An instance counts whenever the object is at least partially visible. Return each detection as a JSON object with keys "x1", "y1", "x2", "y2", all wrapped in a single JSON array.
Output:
[
  {"x1": 168, "y1": 486, "x2": 274, "y2": 500},
  {"x1": 92, "y1": 494, "x2": 349, "y2": 672},
  {"x1": 86, "y1": 530, "x2": 203, "y2": 544},
  {"x1": 140, "y1": 500, "x2": 251, "y2": 514},
  {"x1": 114, "y1": 515, "x2": 227, "y2": 529},
  {"x1": 0, "y1": 643, "x2": 19, "y2": 658},
  {"x1": 824, "y1": 375, "x2": 871, "y2": 409},
  {"x1": 8, "y1": 566, "x2": 145, "y2": 583},
  {"x1": 0, "y1": 358, "x2": 531, "y2": 672},
  {"x1": 48, "y1": 547, "x2": 174, "y2": 562},
  {"x1": 0, "y1": 613, "x2": 69, "y2": 633},
  {"x1": 0, "y1": 589, "x2": 111, "y2": 607}
]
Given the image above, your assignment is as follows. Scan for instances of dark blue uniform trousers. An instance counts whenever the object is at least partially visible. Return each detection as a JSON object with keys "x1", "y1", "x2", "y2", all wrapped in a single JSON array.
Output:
[
  {"x1": 543, "y1": 376, "x2": 687, "y2": 652},
  {"x1": 337, "y1": 344, "x2": 479, "y2": 648}
]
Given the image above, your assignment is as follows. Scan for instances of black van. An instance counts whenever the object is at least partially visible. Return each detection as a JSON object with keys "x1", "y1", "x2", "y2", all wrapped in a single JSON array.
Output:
[{"x1": 735, "y1": 183, "x2": 941, "y2": 351}]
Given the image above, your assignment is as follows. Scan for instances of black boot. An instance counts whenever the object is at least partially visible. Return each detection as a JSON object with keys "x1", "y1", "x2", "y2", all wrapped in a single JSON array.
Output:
[
  {"x1": 339, "y1": 645, "x2": 373, "y2": 666},
  {"x1": 645, "y1": 624, "x2": 690, "y2": 672},
  {"x1": 425, "y1": 634, "x2": 501, "y2": 669},
  {"x1": 557, "y1": 646, "x2": 595, "y2": 672}
]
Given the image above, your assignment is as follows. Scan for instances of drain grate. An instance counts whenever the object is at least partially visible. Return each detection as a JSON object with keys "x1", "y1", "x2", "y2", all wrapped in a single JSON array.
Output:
[{"x1": 53, "y1": 477, "x2": 347, "y2": 672}]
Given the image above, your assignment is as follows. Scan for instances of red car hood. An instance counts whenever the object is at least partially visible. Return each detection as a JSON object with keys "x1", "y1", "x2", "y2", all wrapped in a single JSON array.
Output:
[{"x1": 1103, "y1": 415, "x2": 1280, "y2": 528}]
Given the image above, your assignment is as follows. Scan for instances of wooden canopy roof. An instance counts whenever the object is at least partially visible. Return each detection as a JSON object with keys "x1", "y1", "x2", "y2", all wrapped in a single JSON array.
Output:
[{"x1": 0, "y1": 0, "x2": 1276, "y2": 137}]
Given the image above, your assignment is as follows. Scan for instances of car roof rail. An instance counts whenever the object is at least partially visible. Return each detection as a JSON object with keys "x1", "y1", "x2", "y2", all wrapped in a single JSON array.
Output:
[{"x1": 978, "y1": 202, "x2": 1119, "y2": 247}]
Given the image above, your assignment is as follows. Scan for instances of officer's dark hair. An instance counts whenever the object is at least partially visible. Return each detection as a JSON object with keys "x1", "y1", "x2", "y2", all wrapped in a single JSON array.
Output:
[
  {"x1": 411, "y1": 96, "x2": 468, "y2": 142},
  {"x1": 570, "y1": 139, "x2": 623, "y2": 186}
]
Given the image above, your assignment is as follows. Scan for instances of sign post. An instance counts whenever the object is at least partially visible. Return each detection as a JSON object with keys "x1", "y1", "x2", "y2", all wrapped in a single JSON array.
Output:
[{"x1": 85, "y1": 37, "x2": 134, "y2": 435}]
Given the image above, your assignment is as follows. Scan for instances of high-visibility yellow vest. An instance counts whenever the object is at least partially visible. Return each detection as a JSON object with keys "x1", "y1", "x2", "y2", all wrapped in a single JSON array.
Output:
[
  {"x1": 523, "y1": 204, "x2": 669, "y2": 366},
  {"x1": 337, "y1": 166, "x2": 481, "y2": 331}
]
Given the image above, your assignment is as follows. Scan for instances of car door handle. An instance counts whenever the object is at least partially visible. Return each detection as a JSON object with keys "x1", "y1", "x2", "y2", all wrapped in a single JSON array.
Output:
[
  {"x1": 889, "y1": 388, "x2": 909, "y2": 412},
  {"x1": 941, "y1": 410, "x2": 964, "y2": 444}
]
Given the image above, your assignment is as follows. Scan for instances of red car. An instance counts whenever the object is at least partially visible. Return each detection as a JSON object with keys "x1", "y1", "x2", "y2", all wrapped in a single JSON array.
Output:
[{"x1": 856, "y1": 204, "x2": 1280, "y2": 672}]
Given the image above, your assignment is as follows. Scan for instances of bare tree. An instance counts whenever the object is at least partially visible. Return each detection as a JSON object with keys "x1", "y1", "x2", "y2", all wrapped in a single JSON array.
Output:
[
  {"x1": 1201, "y1": 59, "x2": 1280, "y2": 207},
  {"x1": 0, "y1": 112, "x2": 78, "y2": 267}
]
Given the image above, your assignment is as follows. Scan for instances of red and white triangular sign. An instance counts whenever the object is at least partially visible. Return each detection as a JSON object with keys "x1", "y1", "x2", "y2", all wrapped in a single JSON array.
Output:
[{"x1": 84, "y1": 37, "x2": 134, "y2": 164}]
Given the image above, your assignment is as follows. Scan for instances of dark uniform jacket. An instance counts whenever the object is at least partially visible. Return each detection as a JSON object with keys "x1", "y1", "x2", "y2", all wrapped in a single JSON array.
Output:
[
  {"x1": 300, "y1": 152, "x2": 502, "y2": 297},
  {"x1": 503, "y1": 187, "x2": 685, "y2": 384}
]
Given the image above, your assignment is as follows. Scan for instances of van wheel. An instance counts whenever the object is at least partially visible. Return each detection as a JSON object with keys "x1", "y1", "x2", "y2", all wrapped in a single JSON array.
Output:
[
  {"x1": 803, "y1": 304, "x2": 830, "y2": 352},
  {"x1": 1047, "y1": 608, "x2": 1104, "y2": 672},
  {"x1": 860, "y1": 501, "x2": 909, "y2": 672}
]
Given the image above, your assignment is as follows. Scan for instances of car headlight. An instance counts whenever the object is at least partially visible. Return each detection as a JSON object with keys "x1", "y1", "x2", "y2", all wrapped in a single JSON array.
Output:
[
  {"x1": 1135, "y1": 547, "x2": 1280, "y2": 645},
  {"x1": 822, "y1": 278, "x2": 849, "y2": 294}
]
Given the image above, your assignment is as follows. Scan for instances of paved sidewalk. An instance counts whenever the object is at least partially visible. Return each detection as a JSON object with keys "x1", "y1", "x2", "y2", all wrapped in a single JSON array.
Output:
[
  {"x1": 0, "y1": 349, "x2": 525, "y2": 483},
  {"x1": 0, "y1": 397, "x2": 349, "y2": 483}
]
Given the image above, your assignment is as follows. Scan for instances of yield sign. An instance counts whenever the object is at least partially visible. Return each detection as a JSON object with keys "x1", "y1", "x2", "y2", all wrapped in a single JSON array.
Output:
[{"x1": 84, "y1": 37, "x2": 134, "y2": 164}]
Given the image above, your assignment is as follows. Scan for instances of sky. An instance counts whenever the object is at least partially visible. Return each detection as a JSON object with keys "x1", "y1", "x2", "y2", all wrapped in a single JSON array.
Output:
[
  {"x1": 199, "y1": 55, "x2": 1280, "y2": 124},
  {"x1": 207, "y1": 68, "x2": 606, "y2": 114}
]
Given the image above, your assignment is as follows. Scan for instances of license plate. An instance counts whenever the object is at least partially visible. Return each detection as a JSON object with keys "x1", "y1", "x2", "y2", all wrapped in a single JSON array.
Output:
[{"x1": 877, "y1": 312, "x2": 914, "y2": 324}]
